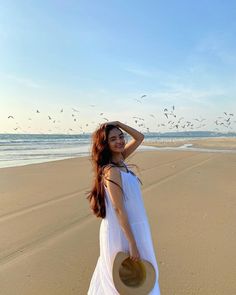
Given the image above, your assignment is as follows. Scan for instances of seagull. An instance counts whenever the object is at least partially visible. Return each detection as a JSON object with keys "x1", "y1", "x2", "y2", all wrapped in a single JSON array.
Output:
[
  {"x1": 36, "y1": 110, "x2": 40, "y2": 113},
  {"x1": 60, "y1": 108, "x2": 63, "y2": 112},
  {"x1": 8, "y1": 115, "x2": 14, "y2": 119},
  {"x1": 48, "y1": 116, "x2": 52, "y2": 120},
  {"x1": 140, "y1": 95, "x2": 147, "y2": 99}
]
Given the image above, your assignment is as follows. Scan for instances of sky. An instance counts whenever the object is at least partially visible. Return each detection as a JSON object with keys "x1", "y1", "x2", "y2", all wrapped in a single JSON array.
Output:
[{"x1": 0, "y1": 0, "x2": 236, "y2": 134}]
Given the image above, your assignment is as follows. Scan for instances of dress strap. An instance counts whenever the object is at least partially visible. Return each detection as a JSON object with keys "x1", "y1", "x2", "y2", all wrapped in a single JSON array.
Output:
[
  {"x1": 123, "y1": 162, "x2": 129, "y2": 173},
  {"x1": 110, "y1": 161, "x2": 129, "y2": 173}
]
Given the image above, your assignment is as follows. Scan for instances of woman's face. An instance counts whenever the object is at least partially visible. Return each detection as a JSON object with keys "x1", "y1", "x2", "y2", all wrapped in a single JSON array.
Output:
[{"x1": 107, "y1": 128, "x2": 125, "y2": 153}]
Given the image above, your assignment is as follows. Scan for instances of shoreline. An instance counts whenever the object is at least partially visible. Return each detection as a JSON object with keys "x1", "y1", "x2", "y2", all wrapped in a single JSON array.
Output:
[
  {"x1": 1, "y1": 137, "x2": 236, "y2": 170},
  {"x1": 142, "y1": 137, "x2": 236, "y2": 150}
]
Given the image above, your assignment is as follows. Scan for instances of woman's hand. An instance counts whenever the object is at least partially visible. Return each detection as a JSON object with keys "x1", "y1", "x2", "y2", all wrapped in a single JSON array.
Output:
[
  {"x1": 129, "y1": 241, "x2": 141, "y2": 262},
  {"x1": 104, "y1": 121, "x2": 120, "y2": 128}
]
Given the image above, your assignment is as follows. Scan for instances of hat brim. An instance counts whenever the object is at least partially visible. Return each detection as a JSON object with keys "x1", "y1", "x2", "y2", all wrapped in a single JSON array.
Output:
[{"x1": 112, "y1": 251, "x2": 156, "y2": 295}]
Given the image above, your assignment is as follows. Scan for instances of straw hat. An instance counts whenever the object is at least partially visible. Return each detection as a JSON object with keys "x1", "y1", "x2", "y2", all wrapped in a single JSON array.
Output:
[{"x1": 112, "y1": 251, "x2": 156, "y2": 295}]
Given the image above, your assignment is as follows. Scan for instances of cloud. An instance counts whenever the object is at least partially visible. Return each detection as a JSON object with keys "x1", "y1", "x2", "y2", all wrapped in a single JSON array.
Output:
[
  {"x1": 3, "y1": 73, "x2": 42, "y2": 88},
  {"x1": 193, "y1": 31, "x2": 236, "y2": 66},
  {"x1": 149, "y1": 82, "x2": 227, "y2": 107},
  {"x1": 123, "y1": 66, "x2": 156, "y2": 78}
]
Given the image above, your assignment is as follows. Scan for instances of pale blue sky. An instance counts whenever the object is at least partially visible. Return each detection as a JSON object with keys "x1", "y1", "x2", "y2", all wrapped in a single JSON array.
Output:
[{"x1": 1, "y1": 0, "x2": 236, "y2": 133}]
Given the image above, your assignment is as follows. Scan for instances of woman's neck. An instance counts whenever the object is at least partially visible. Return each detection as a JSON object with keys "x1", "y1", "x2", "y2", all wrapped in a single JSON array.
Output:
[
  {"x1": 111, "y1": 160, "x2": 124, "y2": 165},
  {"x1": 111, "y1": 154, "x2": 124, "y2": 165}
]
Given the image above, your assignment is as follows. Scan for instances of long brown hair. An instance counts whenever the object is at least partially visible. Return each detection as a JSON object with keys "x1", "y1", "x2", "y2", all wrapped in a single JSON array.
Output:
[{"x1": 86, "y1": 123, "x2": 142, "y2": 219}]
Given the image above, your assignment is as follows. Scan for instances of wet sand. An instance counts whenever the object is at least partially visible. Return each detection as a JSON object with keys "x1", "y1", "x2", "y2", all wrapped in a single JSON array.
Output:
[{"x1": 142, "y1": 136, "x2": 236, "y2": 150}]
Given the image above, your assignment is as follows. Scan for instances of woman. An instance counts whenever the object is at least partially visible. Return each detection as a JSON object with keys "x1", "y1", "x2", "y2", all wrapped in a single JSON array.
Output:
[{"x1": 87, "y1": 121, "x2": 161, "y2": 294}]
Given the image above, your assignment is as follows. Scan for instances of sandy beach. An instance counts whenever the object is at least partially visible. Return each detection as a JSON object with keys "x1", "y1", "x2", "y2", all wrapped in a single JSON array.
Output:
[{"x1": 0, "y1": 141, "x2": 236, "y2": 294}]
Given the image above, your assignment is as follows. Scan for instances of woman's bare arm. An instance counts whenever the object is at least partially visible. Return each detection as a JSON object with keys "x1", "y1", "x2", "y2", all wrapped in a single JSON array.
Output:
[{"x1": 116, "y1": 121, "x2": 144, "y2": 159}]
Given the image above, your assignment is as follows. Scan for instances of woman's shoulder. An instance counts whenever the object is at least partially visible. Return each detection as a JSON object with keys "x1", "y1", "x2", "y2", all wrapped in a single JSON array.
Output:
[
  {"x1": 102, "y1": 163, "x2": 120, "y2": 176},
  {"x1": 102, "y1": 164, "x2": 123, "y2": 189}
]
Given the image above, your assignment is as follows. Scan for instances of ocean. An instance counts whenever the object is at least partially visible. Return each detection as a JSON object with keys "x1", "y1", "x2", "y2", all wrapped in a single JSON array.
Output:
[{"x1": 0, "y1": 131, "x2": 236, "y2": 169}]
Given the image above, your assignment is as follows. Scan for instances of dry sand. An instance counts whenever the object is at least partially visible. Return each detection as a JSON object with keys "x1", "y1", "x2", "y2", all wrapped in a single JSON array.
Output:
[{"x1": 0, "y1": 146, "x2": 236, "y2": 294}]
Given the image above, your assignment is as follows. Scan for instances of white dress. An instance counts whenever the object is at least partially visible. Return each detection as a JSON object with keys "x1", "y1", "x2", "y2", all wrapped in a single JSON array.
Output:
[{"x1": 87, "y1": 163, "x2": 161, "y2": 294}]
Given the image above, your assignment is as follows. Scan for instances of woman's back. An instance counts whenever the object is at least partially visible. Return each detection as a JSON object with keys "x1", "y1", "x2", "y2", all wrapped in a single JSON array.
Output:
[{"x1": 103, "y1": 164, "x2": 149, "y2": 225}]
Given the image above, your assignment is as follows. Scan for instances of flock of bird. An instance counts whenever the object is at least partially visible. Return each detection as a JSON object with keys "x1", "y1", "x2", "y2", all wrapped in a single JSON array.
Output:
[{"x1": 6, "y1": 95, "x2": 236, "y2": 133}]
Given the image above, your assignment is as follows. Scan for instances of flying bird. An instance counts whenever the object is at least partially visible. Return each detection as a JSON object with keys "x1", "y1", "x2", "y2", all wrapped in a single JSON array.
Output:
[
  {"x1": 8, "y1": 115, "x2": 14, "y2": 119},
  {"x1": 72, "y1": 108, "x2": 79, "y2": 112}
]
